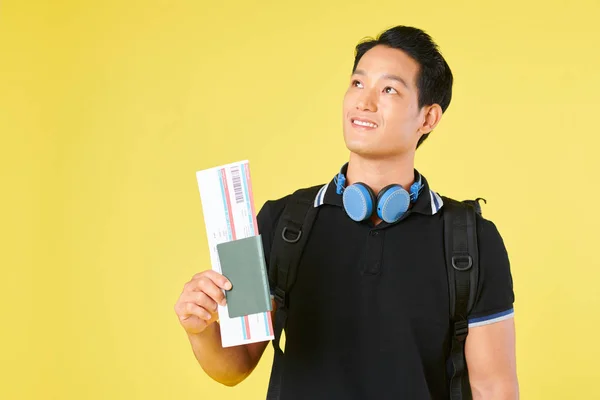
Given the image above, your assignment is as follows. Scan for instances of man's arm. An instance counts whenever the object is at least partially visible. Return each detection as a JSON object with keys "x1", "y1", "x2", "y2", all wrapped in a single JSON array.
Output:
[
  {"x1": 175, "y1": 270, "x2": 275, "y2": 386},
  {"x1": 186, "y1": 316, "x2": 271, "y2": 386},
  {"x1": 465, "y1": 318, "x2": 519, "y2": 399},
  {"x1": 464, "y1": 215, "x2": 518, "y2": 398}
]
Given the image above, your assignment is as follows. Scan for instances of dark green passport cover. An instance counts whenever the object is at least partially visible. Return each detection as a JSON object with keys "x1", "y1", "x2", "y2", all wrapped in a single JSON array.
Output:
[{"x1": 216, "y1": 235, "x2": 272, "y2": 319}]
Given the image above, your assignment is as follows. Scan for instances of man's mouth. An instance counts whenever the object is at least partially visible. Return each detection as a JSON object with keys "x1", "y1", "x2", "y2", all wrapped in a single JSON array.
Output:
[{"x1": 351, "y1": 118, "x2": 378, "y2": 129}]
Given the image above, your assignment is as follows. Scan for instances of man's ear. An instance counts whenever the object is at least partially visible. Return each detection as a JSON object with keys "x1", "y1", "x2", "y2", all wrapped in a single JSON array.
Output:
[{"x1": 419, "y1": 104, "x2": 443, "y2": 135}]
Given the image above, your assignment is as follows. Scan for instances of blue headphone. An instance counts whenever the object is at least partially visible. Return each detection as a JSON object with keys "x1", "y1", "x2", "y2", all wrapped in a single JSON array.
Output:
[{"x1": 335, "y1": 163, "x2": 423, "y2": 224}]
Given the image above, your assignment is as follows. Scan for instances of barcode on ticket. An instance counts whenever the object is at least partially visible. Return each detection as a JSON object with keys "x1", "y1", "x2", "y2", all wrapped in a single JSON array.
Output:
[{"x1": 230, "y1": 166, "x2": 244, "y2": 204}]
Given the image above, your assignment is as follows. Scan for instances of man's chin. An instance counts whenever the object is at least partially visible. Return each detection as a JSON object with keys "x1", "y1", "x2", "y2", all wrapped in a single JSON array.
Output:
[
  {"x1": 345, "y1": 142, "x2": 408, "y2": 160},
  {"x1": 345, "y1": 144, "x2": 382, "y2": 159}
]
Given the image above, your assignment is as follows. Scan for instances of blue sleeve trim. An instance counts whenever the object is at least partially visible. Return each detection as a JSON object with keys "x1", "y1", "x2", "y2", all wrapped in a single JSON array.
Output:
[{"x1": 468, "y1": 308, "x2": 514, "y2": 328}]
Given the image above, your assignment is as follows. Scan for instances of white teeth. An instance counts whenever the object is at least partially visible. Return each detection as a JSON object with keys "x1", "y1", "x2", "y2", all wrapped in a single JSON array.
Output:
[
  {"x1": 352, "y1": 119, "x2": 377, "y2": 128},
  {"x1": 353, "y1": 119, "x2": 377, "y2": 128}
]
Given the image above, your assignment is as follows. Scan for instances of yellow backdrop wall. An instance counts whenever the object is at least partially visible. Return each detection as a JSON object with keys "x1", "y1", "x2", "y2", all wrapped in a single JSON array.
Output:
[{"x1": 1, "y1": 0, "x2": 599, "y2": 398}]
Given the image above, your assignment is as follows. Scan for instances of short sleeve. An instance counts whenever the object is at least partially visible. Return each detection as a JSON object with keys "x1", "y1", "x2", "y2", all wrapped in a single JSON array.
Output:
[
  {"x1": 257, "y1": 201, "x2": 274, "y2": 273},
  {"x1": 467, "y1": 216, "x2": 515, "y2": 328},
  {"x1": 256, "y1": 196, "x2": 290, "y2": 276}
]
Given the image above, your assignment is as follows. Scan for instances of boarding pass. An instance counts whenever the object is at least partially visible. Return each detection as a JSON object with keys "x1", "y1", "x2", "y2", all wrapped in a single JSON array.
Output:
[{"x1": 196, "y1": 160, "x2": 274, "y2": 348}]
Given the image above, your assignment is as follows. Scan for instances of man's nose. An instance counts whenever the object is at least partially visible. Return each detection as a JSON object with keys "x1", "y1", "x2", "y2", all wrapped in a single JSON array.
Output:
[{"x1": 356, "y1": 89, "x2": 377, "y2": 112}]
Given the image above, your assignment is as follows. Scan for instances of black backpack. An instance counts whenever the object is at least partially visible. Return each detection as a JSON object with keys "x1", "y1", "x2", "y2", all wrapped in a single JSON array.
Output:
[{"x1": 266, "y1": 185, "x2": 485, "y2": 400}]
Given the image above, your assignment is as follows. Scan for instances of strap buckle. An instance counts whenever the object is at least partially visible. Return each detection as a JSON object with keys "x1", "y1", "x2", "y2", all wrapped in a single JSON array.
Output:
[
  {"x1": 281, "y1": 226, "x2": 302, "y2": 243},
  {"x1": 454, "y1": 320, "x2": 469, "y2": 341},
  {"x1": 452, "y1": 254, "x2": 473, "y2": 271}
]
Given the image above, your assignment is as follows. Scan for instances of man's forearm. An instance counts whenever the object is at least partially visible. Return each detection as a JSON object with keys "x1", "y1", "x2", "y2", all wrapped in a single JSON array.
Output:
[
  {"x1": 188, "y1": 322, "x2": 253, "y2": 386},
  {"x1": 471, "y1": 380, "x2": 519, "y2": 400}
]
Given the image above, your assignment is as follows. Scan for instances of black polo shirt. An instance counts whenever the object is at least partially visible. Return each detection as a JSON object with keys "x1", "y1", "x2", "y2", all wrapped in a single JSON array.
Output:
[{"x1": 257, "y1": 170, "x2": 515, "y2": 400}]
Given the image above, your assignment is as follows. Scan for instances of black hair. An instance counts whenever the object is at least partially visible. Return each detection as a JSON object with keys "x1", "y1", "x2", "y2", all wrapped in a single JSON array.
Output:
[{"x1": 352, "y1": 26, "x2": 453, "y2": 148}]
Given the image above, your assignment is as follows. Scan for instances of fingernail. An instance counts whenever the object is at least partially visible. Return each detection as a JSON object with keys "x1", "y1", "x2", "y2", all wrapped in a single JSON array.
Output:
[
  {"x1": 220, "y1": 299, "x2": 227, "y2": 306},
  {"x1": 224, "y1": 281, "x2": 232, "y2": 290}
]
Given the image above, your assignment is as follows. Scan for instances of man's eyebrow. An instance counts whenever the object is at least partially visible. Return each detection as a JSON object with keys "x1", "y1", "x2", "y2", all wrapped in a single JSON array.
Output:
[
  {"x1": 382, "y1": 74, "x2": 409, "y2": 89},
  {"x1": 353, "y1": 69, "x2": 409, "y2": 89}
]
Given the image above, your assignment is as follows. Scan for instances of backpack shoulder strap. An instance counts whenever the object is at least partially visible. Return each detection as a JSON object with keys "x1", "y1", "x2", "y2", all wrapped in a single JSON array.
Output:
[
  {"x1": 266, "y1": 184, "x2": 322, "y2": 400},
  {"x1": 441, "y1": 196, "x2": 481, "y2": 400}
]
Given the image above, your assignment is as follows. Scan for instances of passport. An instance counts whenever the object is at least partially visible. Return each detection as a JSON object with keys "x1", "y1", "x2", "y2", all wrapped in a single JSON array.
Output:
[{"x1": 216, "y1": 235, "x2": 272, "y2": 319}]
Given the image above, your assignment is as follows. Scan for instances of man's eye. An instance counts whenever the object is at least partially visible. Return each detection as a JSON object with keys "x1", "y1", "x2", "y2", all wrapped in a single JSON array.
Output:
[
  {"x1": 384, "y1": 87, "x2": 397, "y2": 94},
  {"x1": 352, "y1": 80, "x2": 363, "y2": 88}
]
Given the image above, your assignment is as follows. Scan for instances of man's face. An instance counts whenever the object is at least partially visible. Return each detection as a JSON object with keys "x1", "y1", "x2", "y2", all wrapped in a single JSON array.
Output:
[{"x1": 342, "y1": 45, "x2": 426, "y2": 158}]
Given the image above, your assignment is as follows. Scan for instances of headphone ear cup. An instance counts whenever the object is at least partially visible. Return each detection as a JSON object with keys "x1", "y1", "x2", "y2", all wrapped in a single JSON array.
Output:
[
  {"x1": 377, "y1": 184, "x2": 410, "y2": 223},
  {"x1": 376, "y1": 184, "x2": 400, "y2": 203},
  {"x1": 342, "y1": 183, "x2": 376, "y2": 222}
]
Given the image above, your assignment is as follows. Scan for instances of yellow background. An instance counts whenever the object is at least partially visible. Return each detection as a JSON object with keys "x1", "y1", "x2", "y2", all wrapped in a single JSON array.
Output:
[{"x1": 2, "y1": 0, "x2": 599, "y2": 398}]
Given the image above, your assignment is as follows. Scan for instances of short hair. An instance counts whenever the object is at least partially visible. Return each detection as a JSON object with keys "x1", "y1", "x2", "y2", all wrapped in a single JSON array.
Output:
[{"x1": 353, "y1": 26, "x2": 454, "y2": 148}]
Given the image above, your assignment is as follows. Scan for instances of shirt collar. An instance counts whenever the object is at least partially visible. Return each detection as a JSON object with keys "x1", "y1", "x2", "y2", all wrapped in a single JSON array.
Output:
[{"x1": 314, "y1": 168, "x2": 444, "y2": 216}]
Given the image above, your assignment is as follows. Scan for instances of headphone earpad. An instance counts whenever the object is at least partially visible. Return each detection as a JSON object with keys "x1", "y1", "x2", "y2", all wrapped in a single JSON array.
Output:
[
  {"x1": 342, "y1": 183, "x2": 376, "y2": 222},
  {"x1": 377, "y1": 184, "x2": 411, "y2": 223}
]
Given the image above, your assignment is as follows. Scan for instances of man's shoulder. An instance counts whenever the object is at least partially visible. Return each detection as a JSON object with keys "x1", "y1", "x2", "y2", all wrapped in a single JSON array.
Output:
[
  {"x1": 437, "y1": 195, "x2": 505, "y2": 241},
  {"x1": 437, "y1": 195, "x2": 514, "y2": 320},
  {"x1": 262, "y1": 183, "x2": 325, "y2": 212},
  {"x1": 257, "y1": 183, "x2": 326, "y2": 231}
]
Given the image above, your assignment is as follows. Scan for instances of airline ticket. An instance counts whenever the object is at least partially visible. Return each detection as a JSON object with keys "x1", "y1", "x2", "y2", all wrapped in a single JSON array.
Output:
[{"x1": 196, "y1": 160, "x2": 274, "y2": 348}]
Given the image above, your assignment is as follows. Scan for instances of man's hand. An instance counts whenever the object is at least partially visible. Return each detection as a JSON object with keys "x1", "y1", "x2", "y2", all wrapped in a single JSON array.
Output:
[
  {"x1": 174, "y1": 270, "x2": 232, "y2": 335},
  {"x1": 174, "y1": 270, "x2": 270, "y2": 386}
]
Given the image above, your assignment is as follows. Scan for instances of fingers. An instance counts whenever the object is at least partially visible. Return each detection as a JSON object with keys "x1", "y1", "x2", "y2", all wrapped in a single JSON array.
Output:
[
  {"x1": 183, "y1": 291, "x2": 218, "y2": 313},
  {"x1": 176, "y1": 270, "x2": 234, "y2": 334},
  {"x1": 174, "y1": 292, "x2": 216, "y2": 322},
  {"x1": 181, "y1": 302, "x2": 212, "y2": 321},
  {"x1": 177, "y1": 269, "x2": 232, "y2": 319},
  {"x1": 185, "y1": 272, "x2": 231, "y2": 306},
  {"x1": 201, "y1": 270, "x2": 232, "y2": 290}
]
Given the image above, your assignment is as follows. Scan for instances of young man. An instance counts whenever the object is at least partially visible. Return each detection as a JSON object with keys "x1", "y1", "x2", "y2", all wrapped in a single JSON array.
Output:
[{"x1": 174, "y1": 25, "x2": 518, "y2": 399}]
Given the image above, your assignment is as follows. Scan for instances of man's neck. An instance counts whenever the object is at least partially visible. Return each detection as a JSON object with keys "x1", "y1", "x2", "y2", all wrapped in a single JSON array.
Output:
[{"x1": 345, "y1": 152, "x2": 416, "y2": 195}]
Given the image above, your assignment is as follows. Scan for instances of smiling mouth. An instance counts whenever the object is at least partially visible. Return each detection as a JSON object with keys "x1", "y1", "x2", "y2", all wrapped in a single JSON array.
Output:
[{"x1": 351, "y1": 118, "x2": 378, "y2": 129}]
